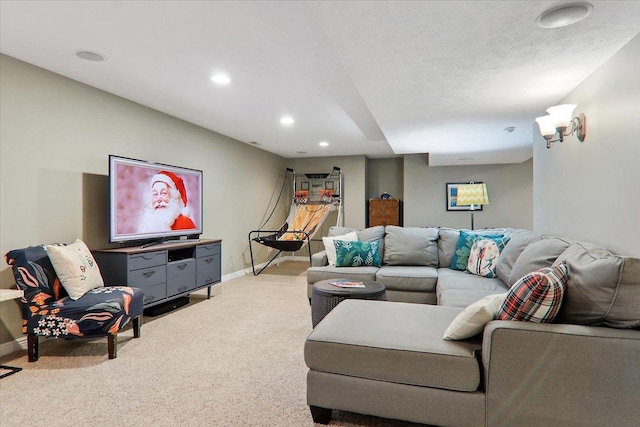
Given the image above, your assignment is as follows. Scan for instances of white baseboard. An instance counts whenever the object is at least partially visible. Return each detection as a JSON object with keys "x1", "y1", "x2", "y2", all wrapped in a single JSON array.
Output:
[
  {"x1": 0, "y1": 336, "x2": 26, "y2": 357},
  {"x1": 222, "y1": 255, "x2": 307, "y2": 281}
]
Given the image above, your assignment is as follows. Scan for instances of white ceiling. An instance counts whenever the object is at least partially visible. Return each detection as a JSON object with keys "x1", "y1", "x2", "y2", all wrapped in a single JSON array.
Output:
[{"x1": 1, "y1": 1, "x2": 639, "y2": 165}]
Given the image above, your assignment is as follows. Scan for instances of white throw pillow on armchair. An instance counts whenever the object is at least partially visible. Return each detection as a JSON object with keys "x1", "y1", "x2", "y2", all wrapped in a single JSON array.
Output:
[
  {"x1": 46, "y1": 239, "x2": 104, "y2": 300},
  {"x1": 322, "y1": 231, "x2": 358, "y2": 266}
]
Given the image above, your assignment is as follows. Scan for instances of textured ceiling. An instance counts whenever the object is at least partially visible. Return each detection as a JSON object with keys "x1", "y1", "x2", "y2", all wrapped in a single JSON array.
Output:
[{"x1": 1, "y1": 1, "x2": 639, "y2": 165}]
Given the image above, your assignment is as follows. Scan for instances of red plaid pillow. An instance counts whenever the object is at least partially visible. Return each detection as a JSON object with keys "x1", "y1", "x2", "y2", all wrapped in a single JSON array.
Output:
[{"x1": 497, "y1": 263, "x2": 568, "y2": 322}]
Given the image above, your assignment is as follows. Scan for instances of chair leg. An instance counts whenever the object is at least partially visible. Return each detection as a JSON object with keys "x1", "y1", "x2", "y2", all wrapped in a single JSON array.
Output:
[
  {"x1": 27, "y1": 334, "x2": 39, "y2": 362},
  {"x1": 108, "y1": 333, "x2": 117, "y2": 359},
  {"x1": 133, "y1": 315, "x2": 142, "y2": 338}
]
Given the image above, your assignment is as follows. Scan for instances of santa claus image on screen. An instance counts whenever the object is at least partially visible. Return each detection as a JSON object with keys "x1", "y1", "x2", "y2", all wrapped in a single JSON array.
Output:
[{"x1": 138, "y1": 171, "x2": 197, "y2": 232}]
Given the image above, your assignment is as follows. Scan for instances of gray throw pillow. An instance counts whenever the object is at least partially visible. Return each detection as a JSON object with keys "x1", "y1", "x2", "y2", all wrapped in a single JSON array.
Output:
[
  {"x1": 384, "y1": 226, "x2": 439, "y2": 267},
  {"x1": 508, "y1": 236, "x2": 573, "y2": 286},
  {"x1": 554, "y1": 242, "x2": 631, "y2": 327},
  {"x1": 495, "y1": 230, "x2": 542, "y2": 283}
]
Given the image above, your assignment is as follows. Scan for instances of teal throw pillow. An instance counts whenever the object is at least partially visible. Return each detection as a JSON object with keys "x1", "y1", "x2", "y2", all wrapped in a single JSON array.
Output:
[
  {"x1": 334, "y1": 240, "x2": 382, "y2": 267},
  {"x1": 450, "y1": 231, "x2": 509, "y2": 271}
]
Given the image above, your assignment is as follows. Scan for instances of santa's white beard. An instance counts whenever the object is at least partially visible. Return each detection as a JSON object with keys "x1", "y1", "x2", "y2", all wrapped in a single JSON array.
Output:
[{"x1": 138, "y1": 199, "x2": 183, "y2": 233}]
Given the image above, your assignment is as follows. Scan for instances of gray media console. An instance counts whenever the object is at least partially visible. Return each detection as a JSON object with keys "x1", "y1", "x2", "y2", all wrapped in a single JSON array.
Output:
[{"x1": 93, "y1": 239, "x2": 222, "y2": 308}]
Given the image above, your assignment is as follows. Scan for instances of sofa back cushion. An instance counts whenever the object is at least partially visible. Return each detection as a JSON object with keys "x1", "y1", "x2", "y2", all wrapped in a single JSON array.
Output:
[
  {"x1": 508, "y1": 236, "x2": 573, "y2": 286},
  {"x1": 384, "y1": 226, "x2": 439, "y2": 266},
  {"x1": 438, "y1": 228, "x2": 460, "y2": 268},
  {"x1": 554, "y1": 243, "x2": 639, "y2": 328},
  {"x1": 495, "y1": 230, "x2": 542, "y2": 283}
]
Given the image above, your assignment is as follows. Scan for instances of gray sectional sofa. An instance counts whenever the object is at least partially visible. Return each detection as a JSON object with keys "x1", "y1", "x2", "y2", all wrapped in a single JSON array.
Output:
[{"x1": 304, "y1": 225, "x2": 640, "y2": 426}]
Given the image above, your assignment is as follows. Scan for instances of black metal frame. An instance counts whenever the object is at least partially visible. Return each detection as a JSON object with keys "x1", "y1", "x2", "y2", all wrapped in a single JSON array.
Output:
[{"x1": 248, "y1": 230, "x2": 312, "y2": 275}]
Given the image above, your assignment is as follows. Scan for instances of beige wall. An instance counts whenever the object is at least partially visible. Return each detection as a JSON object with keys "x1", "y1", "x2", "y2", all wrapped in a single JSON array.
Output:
[
  {"x1": 533, "y1": 34, "x2": 640, "y2": 257},
  {"x1": 0, "y1": 55, "x2": 286, "y2": 346},
  {"x1": 367, "y1": 157, "x2": 404, "y2": 201},
  {"x1": 403, "y1": 155, "x2": 533, "y2": 230}
]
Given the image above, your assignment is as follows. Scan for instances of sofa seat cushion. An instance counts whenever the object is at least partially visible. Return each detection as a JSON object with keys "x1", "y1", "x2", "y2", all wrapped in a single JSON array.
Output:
[
  {"x1": 439, "y1": 289, "x2": 507, "y2": 308},
  {"x1": 306, "y1": 266, "x2": 378, "y2": 285},
  {"x1": 375, "y1": 266, "x2": 438, "y2": 292},
  {"x1": 437, "y1": 268, "x2": 509, "y2": 295},
  {"x1": 305, "y1": 300, "x2": 482, "y2": 392}
]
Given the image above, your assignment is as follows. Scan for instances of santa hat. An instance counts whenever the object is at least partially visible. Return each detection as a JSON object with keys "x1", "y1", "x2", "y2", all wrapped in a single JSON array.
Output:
[{"x1": 152, "y1": 171, "x2": 189, "y2": 212}]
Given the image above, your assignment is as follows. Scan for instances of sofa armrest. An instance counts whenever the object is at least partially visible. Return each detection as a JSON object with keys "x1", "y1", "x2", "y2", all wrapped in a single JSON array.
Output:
[
  {"x1": 482, "y1": 320, "x2": 640, "y2": 427},
  {"x1": 311, "y1": 250, "x2": 328, "y2": 267}
]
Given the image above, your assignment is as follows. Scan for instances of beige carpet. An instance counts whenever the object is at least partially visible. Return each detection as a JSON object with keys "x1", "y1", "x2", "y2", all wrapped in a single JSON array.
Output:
[{"x1": 0, "y1": 261, "x2": 423, "y2": 427}]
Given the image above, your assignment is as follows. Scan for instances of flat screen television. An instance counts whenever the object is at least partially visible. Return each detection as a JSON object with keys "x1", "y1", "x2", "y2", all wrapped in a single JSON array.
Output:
[{"x1": 109, "y1": 155, "x2": 203, "y2": 244}]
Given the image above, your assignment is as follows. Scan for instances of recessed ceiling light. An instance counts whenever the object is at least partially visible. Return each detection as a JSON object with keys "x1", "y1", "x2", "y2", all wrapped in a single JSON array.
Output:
[
  {"x1": 75, "y1": 50, "x2": 105, "y2": 62},
  {"x1": 536, "y1": 2, "x2": 593, "y2": 29},
  {"x1": 210, "y1": 73, "x2": 231, "y2": 85},
  {"x1": 319, "y1": 141, "x2": 329, "y2": 147},
  {"x1": 280, "y1": 116, "x2": 295, "y2": 126}
]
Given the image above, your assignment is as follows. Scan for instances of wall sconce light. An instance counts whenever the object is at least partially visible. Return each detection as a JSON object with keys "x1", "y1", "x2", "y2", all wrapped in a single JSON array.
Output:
[{"x1": 535, "y1": 104, "x2": 587, "y2": 149}]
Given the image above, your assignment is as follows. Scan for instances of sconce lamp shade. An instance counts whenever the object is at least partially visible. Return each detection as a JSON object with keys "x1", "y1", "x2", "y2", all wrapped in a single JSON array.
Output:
[
  {"x1": 456, "y1": 183, "x2": 489, "y2": 207},
  {"x1": 535, "y1": 115, "x2": 557, "y2": 137},
  {"x1": 546, "y1": 104, "x2": 577, "y2": 128}
]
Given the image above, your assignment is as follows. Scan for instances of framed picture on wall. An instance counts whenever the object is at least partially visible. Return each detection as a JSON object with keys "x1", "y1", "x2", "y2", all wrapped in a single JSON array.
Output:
[{"x1": 446, "y1": 182, "x2": 484, "y2": 211}]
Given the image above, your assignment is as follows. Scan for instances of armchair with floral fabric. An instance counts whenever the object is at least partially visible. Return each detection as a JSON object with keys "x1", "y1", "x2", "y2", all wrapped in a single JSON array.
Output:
[{"x1": 4, "y1": 243, "x2": 143, "y2": 361}]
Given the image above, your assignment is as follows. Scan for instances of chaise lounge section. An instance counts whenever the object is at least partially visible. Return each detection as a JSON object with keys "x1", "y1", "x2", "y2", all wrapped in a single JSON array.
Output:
[{"x1": 304, "y1": 225, "x2": 640, "y2": 426}]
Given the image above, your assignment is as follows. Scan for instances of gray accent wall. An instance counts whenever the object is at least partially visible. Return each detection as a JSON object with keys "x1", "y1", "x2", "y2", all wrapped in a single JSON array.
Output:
[
  {"x1": 533, "y1": 34, "x2": 640, "y2": 257},
  {"x1": 403, "y1": 155, "x2": 533, "y2": 230}
]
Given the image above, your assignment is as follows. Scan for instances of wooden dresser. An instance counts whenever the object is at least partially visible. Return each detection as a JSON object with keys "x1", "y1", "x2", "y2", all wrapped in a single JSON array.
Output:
[{"x1": 368, "y1": 199, "x2": 402, "y2": 227}]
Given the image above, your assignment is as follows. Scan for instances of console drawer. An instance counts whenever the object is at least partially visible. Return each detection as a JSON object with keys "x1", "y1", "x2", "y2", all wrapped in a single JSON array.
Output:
[
  {"x1": 139, "y1": 282, "x2": 167, "y2": 306},
  {"x1": 129, "y1": 251, "x2": 167, "y2": 270},
  {"x1": 128, "y1": 265, "x2": 167, "y2": 287},
  {"x1": 196, "y1": 243, "x2": 221, "y2": 258},
  {"x1": 167, "y1": 259, "x2": 196, "y2": 295},
  {"x1": 197, "y1": 255, "x2": 221, "y2": 286}
]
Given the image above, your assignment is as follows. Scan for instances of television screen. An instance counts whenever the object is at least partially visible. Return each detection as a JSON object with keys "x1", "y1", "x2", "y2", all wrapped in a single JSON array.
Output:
[{"x1": 109, "y1": 155, "x2": 203, "y2": 243}]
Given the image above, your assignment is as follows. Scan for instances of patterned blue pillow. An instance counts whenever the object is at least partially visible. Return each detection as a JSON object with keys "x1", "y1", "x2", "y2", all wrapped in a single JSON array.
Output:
[
  {"x1": 465, "y1": 237, "x2": 509, "y2": 278},
  {"x1": 450, "y1": 231, "x2": 509, "y2": 271},
  {"x1": 334, "y1": 240, "x2": 382, "y2": 267}
]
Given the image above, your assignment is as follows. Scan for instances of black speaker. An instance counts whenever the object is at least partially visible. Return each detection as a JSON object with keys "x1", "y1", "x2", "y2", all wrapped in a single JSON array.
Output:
[{"x1": 144, "y1": 296, "x2": 189, "y2": 317}]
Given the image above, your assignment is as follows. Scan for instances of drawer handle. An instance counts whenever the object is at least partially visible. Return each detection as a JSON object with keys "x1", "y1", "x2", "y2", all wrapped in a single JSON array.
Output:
[
  {"x1": 143, "y1": 270, "x2": 155, "y2": 277},
  {"x1": 178, "y1": 263, "x2": 188, "y2": 270},
  {"x1": 178, "y1": 285, "x2": 188, "y2": 292},
  {"x1": 144, "y1": 295, "x2": 155, "y2": 302},
  {"x1": 205, "y1": 257, "x2": 213, "y2": 264}
]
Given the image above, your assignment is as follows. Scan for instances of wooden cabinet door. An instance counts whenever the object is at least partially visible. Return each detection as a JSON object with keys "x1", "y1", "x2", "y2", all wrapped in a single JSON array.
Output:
[{"x1": 369, "y1": 199, "x2": 400, "y2": 227}]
